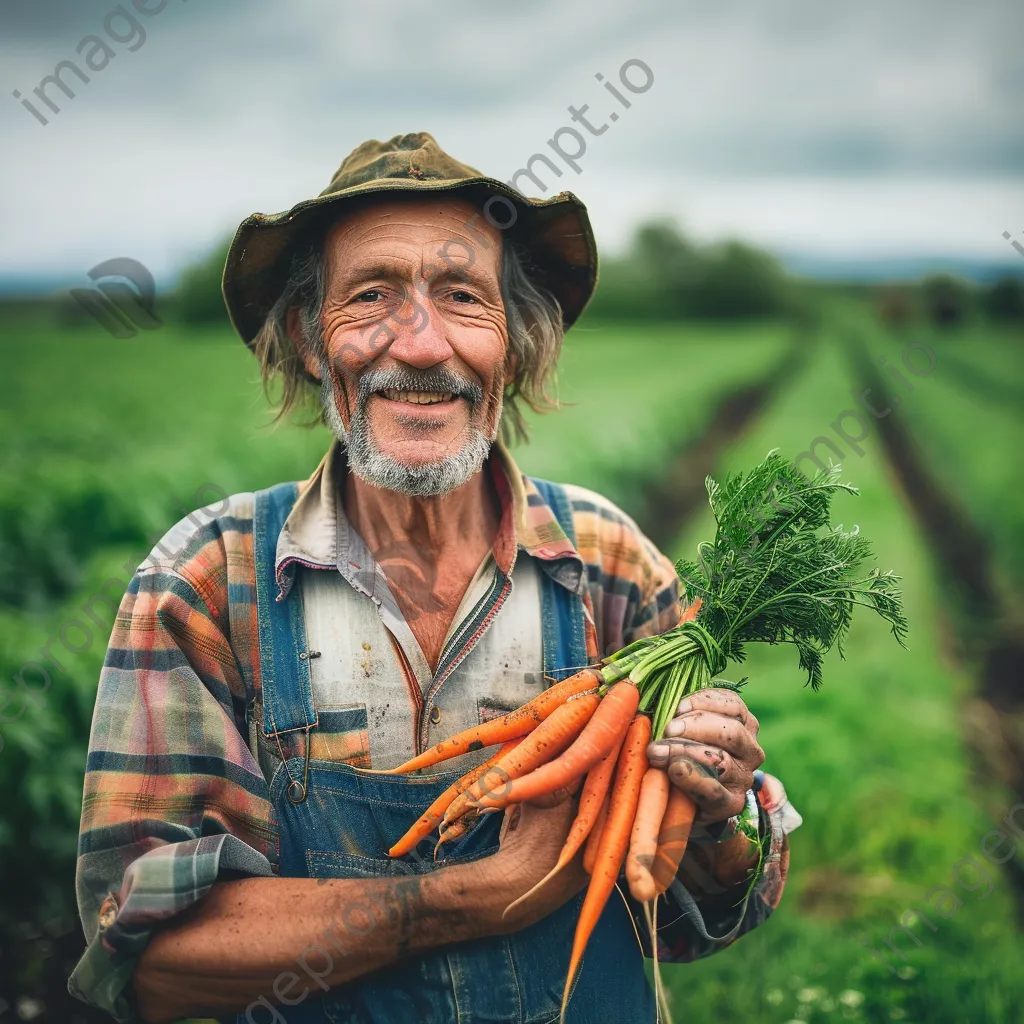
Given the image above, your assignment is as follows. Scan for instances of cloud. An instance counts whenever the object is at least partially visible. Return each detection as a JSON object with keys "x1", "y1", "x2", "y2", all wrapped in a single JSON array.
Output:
[{"x1": 0, "y1": 0, "x2": 1021, "y2": 282}]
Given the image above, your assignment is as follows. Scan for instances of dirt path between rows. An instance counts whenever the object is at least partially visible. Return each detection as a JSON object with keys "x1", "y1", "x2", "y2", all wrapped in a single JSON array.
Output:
[
  {"x1": 632, "y1": 334, "x2": 813, "y2": 549},
  {"x1": 844, "y1": 333, "x2": 1024, "y2": 923}
]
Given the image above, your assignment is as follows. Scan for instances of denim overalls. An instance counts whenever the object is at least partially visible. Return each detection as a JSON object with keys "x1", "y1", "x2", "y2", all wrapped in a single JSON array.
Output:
[{"x1": 241, "y1": 479, "x2": 657, "y2": 1024}]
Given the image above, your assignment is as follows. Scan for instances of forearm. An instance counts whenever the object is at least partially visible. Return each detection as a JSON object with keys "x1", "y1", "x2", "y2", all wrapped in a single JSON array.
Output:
[{"x1": 135, "y1": 865, "x2": 492, "y2": 1022}]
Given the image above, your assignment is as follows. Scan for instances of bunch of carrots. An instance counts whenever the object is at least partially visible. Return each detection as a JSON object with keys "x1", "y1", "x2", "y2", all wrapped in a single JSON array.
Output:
[
  {"x1": 385, "y1": 603, "x2": 703, "y2": 1006},
  {"x1": 384, "y1": 453, "x2": 908, "y2": 1020}
]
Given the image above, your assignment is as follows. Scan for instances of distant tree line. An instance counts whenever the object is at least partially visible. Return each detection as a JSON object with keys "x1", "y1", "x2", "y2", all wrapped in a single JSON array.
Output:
[
  {"x1": 174, "y1": 237, "x2": 233, "y2": 326},
  {"x1": 583, "y1": 221, "x2": 796, "y2": 320},
  {"x1": 166, "y1": 221, "x2": 798, "y2": 327},
  {"x1": 877, "y1": 273, "x2": 1024, "y2": 330},
  {"x1": 164, "y1": 221, "x2": 1023, "y2": 328}
]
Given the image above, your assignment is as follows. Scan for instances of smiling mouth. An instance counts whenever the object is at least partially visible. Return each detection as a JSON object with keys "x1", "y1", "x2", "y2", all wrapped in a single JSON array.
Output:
[{"x1": 378, "y1": 390, "x2": 459, "y2": 405}]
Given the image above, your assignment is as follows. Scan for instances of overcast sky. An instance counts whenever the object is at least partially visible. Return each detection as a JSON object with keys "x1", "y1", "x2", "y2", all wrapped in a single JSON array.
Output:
[{"x1": 1, "y1": 0, "x2": 1022, "y2": 286}]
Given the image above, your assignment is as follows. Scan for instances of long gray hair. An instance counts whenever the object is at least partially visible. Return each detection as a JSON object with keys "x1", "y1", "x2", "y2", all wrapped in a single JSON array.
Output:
[{"x1": 252, "y1": 230, "x2": 565, "y2": 444}]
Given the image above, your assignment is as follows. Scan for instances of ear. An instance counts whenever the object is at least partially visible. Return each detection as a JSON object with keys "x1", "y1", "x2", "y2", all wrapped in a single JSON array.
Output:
[
  {"x1": 505, "y1": 343, "x2": 519, "y2": 382},
  {"x1": 505, "y1": 354, "x2": 520, "y2": 395},
  {"x1": 287, "y1": 306, "x2": 321, "y2": 380}
]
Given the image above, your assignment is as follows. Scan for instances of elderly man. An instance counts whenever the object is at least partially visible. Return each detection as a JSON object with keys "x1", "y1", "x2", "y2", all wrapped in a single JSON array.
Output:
[{"x1": 71, "y1": 133, "x2": 795, "y2": 1024}]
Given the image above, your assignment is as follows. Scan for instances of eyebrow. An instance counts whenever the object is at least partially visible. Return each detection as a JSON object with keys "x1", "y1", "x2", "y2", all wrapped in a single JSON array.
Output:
[
  {"x1": 331, "y1": 256, "x2": 410, "y2": 288},
  {"x1": 332, "y1": 255, "x2": 500, "y2": 295}
]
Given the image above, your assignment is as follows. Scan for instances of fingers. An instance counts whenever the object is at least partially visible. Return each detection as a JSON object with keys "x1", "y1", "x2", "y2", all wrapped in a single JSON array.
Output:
[
  {"x1": 647, "y1": 738, "x2": 742, "y2": 787},
  {"x1": 647, "y1": 695, "x2": 762, "y2": 822},
  {"x1": 675, "y1": 688, "x2": 760, "y2": 736},
  {"x1": 662, "y1": 755, "x2": 746, "y2": 821},
  {"x1": 499, "y1": 803, "x2": 523, "y2": 841},
  {"x1": 663, "y1": 711, "x2": 764, "y2": 766},
  {"x1": 502, "y1": 790, "x2": 578, "y2": 838},
  {"x1": 647, "y1": 736, "x2": 753, "y2": 812}
]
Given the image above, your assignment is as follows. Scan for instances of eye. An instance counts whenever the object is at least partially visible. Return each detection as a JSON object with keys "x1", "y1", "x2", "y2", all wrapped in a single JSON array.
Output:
[
  {"x1": 450, "y1": 290, "x2": 476, "y2": 304},
  {"x1": 356, "y1": 289, "x2": 383, "y2": 303}
]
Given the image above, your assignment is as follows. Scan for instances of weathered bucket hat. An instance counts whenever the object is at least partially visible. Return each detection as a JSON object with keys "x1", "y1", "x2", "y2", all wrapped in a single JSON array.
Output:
[{"x1": 222, "y1": 132, "x2": 598, "y2": 346}]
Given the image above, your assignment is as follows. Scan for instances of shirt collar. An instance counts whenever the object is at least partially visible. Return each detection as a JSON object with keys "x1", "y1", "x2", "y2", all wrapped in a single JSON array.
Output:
[{"x1": 274, "y1": 439, "x2": 585, "y2": 597}]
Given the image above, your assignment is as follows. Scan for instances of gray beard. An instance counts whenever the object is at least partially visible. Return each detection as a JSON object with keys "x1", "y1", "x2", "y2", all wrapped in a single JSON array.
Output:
[{"x1": 319, "y1": 358, "x2": 499, "y2": 498}]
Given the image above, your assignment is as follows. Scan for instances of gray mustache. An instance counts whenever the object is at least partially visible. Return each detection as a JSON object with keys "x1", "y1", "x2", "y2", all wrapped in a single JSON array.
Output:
[{"x1": 358, "y1": 368, "x2": 484, "y2": 406}]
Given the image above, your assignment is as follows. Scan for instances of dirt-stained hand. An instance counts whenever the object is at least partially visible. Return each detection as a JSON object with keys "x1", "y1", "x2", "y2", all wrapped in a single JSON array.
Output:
[
  {"x1": 646, "y1": 687, "x2": 764, "y2": 824},
  {"x1": 473, "y1": 790, "x2": 587, "y2": 935}
]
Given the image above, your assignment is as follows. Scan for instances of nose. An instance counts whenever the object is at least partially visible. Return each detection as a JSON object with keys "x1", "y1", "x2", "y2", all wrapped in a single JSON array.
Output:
[{"x1": 385, "y1": 289, "x2": 455, "y2": 369}]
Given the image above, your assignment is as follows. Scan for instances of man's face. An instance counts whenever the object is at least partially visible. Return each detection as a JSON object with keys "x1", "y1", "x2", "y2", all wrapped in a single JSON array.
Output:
[{"x1": 296, "y1": 196, "x2": 509, "y2": 496}]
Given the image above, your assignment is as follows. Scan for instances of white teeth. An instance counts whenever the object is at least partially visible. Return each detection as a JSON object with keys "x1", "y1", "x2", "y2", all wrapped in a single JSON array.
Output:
[{"x1": 381, "y1": 389, "x2": 454, "y2": 405}]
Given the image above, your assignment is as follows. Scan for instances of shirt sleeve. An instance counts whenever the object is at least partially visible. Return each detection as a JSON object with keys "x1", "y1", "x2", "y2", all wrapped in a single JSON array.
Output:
[
  {"x1": 69, "y1": 559, "x2": 275, "y2": 1022},
  {"x1": 622, "y1": 534, "x2": 687, "y2": 645}
]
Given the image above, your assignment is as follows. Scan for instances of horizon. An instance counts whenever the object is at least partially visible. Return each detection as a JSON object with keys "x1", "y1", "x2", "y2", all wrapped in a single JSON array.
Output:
[{"x1": 1, "y1": 245, "x2": 1021, "y2": 300}]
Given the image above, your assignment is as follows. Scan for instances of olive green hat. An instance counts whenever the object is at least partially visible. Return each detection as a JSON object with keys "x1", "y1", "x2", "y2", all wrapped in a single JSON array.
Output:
[{"x1": 222, "y1": 131, "x2": 598, "y2": 345}]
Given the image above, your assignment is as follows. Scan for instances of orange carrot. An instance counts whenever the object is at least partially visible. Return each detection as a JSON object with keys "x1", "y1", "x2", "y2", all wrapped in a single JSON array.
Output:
[
  {"x1": 558, "y1": 735, "x2": 624, "y2": 870},
  {"x1": 625, "y1": 767, "x2": 671, "y2": 902},
  {"x1": 502, "y1": 734, "x2": 625, "y2": 918},
  {"x1": 678, "y1": 597, "x2": 702, "y2": 624},
  {"x1": 561, "y1": 714, "x2": 652, "y2": 1018},
  {"x1": 582, "y1": 790, "x2": 610, "y2": 874},
  {"x1": 443, "y1": 692, "x2": 600, "y2": 828},
  {"x1": 383, "y1": 668, "x2": 602, "y2": 775},
  {"x1": 474, "y1": 682, "x2": 639, "y2": 811},
  {"x1": 433, "y1": 815, "x2": 474, "y2": 858},
  {"x1": 651, "y1": 786, "x2": 698, "y2": 895},
  {"x1": 388, "y1": 740, "x2": 518, "y2": 858}
]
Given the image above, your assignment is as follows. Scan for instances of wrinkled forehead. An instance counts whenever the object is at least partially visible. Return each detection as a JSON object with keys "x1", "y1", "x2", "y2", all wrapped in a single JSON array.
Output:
[{"x1": 321, "y1": 194, "x2": 503, "y2": 280}]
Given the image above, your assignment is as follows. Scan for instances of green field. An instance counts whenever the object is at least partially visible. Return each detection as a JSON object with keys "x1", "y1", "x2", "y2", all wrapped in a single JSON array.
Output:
[
  {"x1": 1, "y1": 303, "x2": 1021, "y2": 1022},
  {"x1": 666, "y1": 319, "x2": 1024, "y2": 1024}
]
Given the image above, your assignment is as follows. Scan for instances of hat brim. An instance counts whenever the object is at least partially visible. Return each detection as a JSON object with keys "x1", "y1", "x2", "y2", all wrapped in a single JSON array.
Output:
[{"x1": 221, "y1": 176, "x2": 598, "y2": 347}]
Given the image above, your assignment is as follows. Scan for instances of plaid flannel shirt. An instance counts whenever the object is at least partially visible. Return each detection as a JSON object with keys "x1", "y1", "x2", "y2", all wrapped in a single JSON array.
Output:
[{"x1": 70, "y1": 440, "x2": 791, "y2": 1020}]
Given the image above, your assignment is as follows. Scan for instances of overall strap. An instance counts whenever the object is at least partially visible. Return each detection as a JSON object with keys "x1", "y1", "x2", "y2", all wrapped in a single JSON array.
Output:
[
  {"x1": 529, "y1": 477, "x2": 589, "y2": 683},
  {"x1": 253, "y1": 481, "x2": 318, "y2": 738}
]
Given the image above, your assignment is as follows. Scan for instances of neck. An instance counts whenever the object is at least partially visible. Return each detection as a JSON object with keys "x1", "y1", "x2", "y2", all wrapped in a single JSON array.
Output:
[{"x1": 343, "y1": 457, "x2": 503, "y2": 560}]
